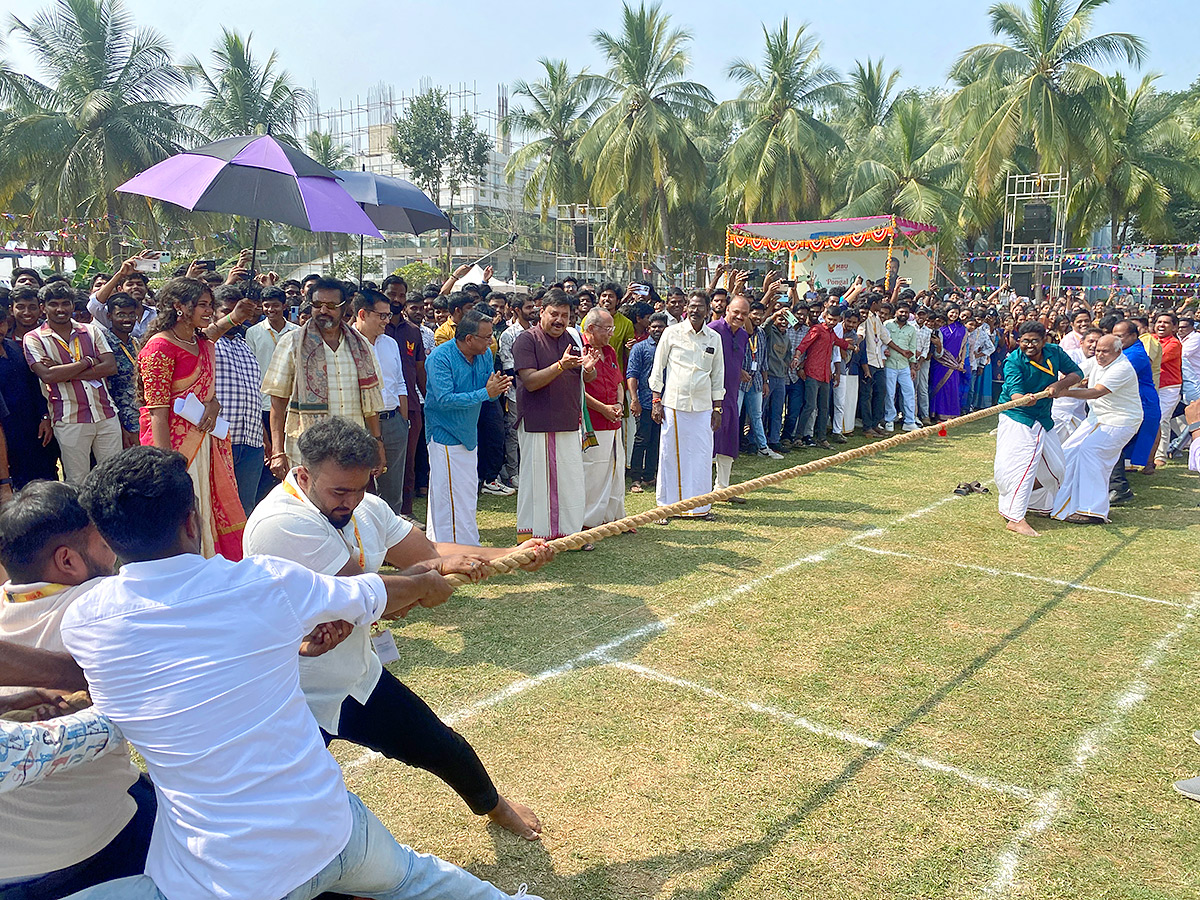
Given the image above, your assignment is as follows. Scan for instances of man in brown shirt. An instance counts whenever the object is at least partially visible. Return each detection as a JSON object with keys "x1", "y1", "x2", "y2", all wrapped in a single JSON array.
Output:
[{"x1": 512, "y1": 289, "x2": 599, "y2": 540}]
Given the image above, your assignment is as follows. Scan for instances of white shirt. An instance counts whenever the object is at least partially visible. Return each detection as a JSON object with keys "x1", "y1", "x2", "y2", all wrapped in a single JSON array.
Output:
[
  {"x1": 648, "y1": 320, "x2": 726, "y2": 412},
  {"x1": 913, "y1": 324, "x2": 932, "y2": 361},
  {"x1": 246, "y1": 319, "x2": 299, "y2": 411},
  {"x1": 60, "y1": 553, "x2": 387, "y2": 900},
  {"x1": 1083, "y1": 355, "x2": 1143, "y2": 428},
  {"x1": 243, "y1": 472, "x2": 412, "y2": 732},
  {"x1": 0, "y1": 579, "x2": 140, "y2": 879},
  {"x1": 1051, "y1": 346, "x2": 1088, "y2": 424},
  {"x1": 1181, "y1": 331, "x2": 1200, "y2": 390},
  {"x1": 367, "y1": 332, "x2": 407, "y2": 411}
]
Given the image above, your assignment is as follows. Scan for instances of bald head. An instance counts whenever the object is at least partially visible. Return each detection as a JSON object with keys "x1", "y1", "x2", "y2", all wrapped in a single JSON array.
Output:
[{"x1": 725, "y1": 296, "x2": 750, "y2": 331}]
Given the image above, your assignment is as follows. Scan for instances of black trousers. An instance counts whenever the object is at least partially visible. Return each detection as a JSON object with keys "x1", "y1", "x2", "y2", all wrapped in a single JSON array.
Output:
[
  {"x1": 630, "y1": 408, "x2": 661, "y2": 481},
  {"x1": 476, "y1": 398, "x2": 506, "y2": 484},
  {"x1": 322, "y1": 669, "x2": 499, "y2": 816}
]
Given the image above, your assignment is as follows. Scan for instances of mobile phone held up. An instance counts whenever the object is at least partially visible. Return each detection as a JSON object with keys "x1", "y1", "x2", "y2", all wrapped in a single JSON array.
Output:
[
  {"x1": 133, "y1": 251, "x2": 171, "y2": 273},
  {"x1": 632, "y1": 282, "x2": 651, "y2": 298}
]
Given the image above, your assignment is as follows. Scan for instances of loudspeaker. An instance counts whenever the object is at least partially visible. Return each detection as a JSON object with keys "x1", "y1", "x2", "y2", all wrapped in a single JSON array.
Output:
[
  {"x1": 1021, "y1": 203, "x2": 1052, "y2": 243},
  {"x1": 573, "y1": 224, "x2": 592, "y2": 256}
]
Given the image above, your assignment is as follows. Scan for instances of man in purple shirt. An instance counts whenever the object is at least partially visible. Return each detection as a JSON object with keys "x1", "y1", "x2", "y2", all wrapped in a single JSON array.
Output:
[{"x1": 707, "y1": 296, "x2": 750, "y2": 500}]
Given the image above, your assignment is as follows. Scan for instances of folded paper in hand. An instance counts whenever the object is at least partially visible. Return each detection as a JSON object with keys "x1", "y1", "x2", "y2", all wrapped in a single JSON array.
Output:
[{"x1": 173, "y1": 393, "x2": 230, "y2": 441}]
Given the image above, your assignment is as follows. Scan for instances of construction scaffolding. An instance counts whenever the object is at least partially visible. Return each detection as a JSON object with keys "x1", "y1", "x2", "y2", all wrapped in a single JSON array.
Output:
[
  {"x1": 1000, "y1": 172, "x2": 1069, "y2": 300},
  {"x1": 556, "y1": 204, "x2": 609, "y2": 283},
  {"x1": 296, "y1": 80, "x2": 556, "y2": 282}
]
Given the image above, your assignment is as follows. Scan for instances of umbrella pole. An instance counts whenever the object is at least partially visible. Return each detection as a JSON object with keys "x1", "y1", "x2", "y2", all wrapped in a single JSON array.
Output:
[
  {"x1": 359, "y1": 231, "x2": 364, "y2": 285},
  {"x1": 251, "y1": 218, "x2": 261, "y2": 274}
]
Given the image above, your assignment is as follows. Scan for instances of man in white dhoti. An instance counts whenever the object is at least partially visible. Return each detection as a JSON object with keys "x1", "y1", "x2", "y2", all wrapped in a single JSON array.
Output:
[
  {"x1": 424, "y1": 310, "x2": 511, "y2": 544},
  {"x1": 1052, "y1": 334, "x2": 1143, "y2": 524},
  {"x1": 994, "y1": 321, "x2": 1084, "y2": 536},
  {"x1": 512, "y1": 289, "x2": 600, "y2": 541},
  {"x1": 581, "y1": 309, "x2": 626, "y2": 530},
  {"x1": 649, "y1": 290, "x2": 725, "y2": 523}
]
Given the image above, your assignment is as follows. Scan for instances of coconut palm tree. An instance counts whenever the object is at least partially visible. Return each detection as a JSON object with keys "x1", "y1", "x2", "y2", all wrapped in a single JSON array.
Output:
[
  {"x1": 0, "y1": 0, "x2": 194, "y2": 259},
  {"x1": 842, "y1": 57, "x2": 903, "y2": 132},
  {"x1": 1071, "y1": 74, "x2": 1200, "y2": 249},
  {"x1": 719, "y1": 18, "x2": 845, "y2": 223},
  {"x1": 578, "y1": 2, "x2": 715, "y2": 278},
  {"x1": 839, "y1": 96, "x2": 962, "y2": 235},
  {"x1": 183, "y1": 28, "x2": 310, "y2": 140},
  {"x1": 501, "y1": 58, "x2": 608, "y2": 218},
  {"x1": 947, "y1": 0, "x2": 1146, "y2": 192}
]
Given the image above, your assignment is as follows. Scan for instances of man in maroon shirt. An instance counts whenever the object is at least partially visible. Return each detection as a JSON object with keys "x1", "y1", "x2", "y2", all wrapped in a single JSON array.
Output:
[
  {"x1": 792, "y1": 307, "x2": 853, "y2": 449},
  {"x1": 512, "y1": 289, "x2": 600, "y2": 540}
]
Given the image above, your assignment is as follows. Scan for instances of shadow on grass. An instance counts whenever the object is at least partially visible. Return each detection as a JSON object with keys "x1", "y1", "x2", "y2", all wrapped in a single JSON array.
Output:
[{"x1": 506, "y1": 531, "x2": 1142, "y2": 900}]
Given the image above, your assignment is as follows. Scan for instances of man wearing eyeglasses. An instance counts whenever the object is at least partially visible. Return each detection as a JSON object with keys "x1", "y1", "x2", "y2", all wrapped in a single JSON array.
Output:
[
  {"x1": 423, "y1": 310, "x2": 511, "y2": 545},
  {"x1": 263, "y1": 278, "x2": 386, "y2": 482},
  {"x1": 353, "y1": 290, "x2": 409, "y2": 516}
]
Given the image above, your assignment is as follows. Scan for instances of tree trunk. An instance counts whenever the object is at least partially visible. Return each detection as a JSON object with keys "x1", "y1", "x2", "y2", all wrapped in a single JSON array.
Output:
[
  {"x1": 656, "y1": 181, "x2": 672, "y2": 284},
  {"x1": 106, "y1": 192, "x2": 121, "y2": 265}
]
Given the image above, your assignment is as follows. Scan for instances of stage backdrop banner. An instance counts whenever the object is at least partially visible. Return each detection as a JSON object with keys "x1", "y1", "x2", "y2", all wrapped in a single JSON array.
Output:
[{"x1": 789, "y1": 244, "x2": 937, "y2": 291}]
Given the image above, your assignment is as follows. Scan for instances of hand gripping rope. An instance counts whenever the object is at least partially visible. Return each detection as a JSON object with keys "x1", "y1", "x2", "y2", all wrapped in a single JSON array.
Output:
[{"x1": 443, "y1": 390, "x2": 1053, "y2": 587}]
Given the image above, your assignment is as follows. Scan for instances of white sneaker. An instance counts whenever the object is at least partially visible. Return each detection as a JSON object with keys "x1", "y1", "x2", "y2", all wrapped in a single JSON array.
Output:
[
  {"x1": 884, "y1": 422, "x2": 895, "y2": 433},
  {"x1": 761, "y1": 447, "x2": 784, "y2": 460},
  {"x1": 482, "y1": 480, "x2": 516, "y2": 495},
  {"x1": 902, "y1": 422, "x2": 919, "y2": 432},
  {"x1": 513, "y1": 885, "x2": 544, "y2": 899}
]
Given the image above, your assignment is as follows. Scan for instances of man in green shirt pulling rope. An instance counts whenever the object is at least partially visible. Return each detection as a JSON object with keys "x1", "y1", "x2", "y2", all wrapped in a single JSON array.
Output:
[{"x1": 994, "y1": 321, "x2": 1084, "y2": 537}]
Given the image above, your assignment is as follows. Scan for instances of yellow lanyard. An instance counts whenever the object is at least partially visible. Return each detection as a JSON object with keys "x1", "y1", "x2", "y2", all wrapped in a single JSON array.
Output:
[
  {"x1": 49, "y1": 331, "x2": 83, "y2": 362},
  {"x1": 748, "y1": 333, "x2": 759, "y2": 354},
  {"x1": 1029, "y1": 357, "x2": 1055, "y2": 377},
  {"x1": 282, "y1": 481, "x2": 364, "y2": 568},
  {"x1": 4, "y1": 583, "x2": 68, "y2": 604},
  {"x1": 117, "y1": 340, "x2": 137, "y2": 368}
]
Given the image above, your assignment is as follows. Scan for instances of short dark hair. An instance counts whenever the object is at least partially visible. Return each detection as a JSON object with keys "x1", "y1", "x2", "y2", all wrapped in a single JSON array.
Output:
[
  {"x1": 1083, "y1": 326, "x2": 1103, "y2": 338},
  {"x1": 648, "y1": 312, "x2": 669, "y2": 327},
  {"x1": 121, "y1": 270, "x2": 149, "y2": 287},
  {"x1": 281, "y1": 279, "x2": 302, "y2": 291},
  {"x1": 598, "y1": 282, "x2": 622, "y2": 297},
  {"x1": 105, "y1": 291, "x2": 140, "y2": 317},
  {"x1": 381, "y1": 274, "x2": 407, "y2": 291},
  {"x1": 576, "y1": 288, "x2": 596, "y2": 305},
  {"x1": 447, "y1": 291, "x2": 475, "y2": 314},
  {"x1": 352, "y1": 288, "x2": 389, "y2": 315},
  {"x1": 0, "y1": 481, "x2": 91, "y2": 582},
  {"x1": 11, "y1": 267, "x2": 43, "y2": 287},
  {"x1": 1017, "y1": 321, "x2": 1046, "y2": 338},
  {"x1": 1155, "y1": 310, "x2": 1179, "y2": 325},
  {"x1": 212, "y1": 284, "x2": 244, "y2": 307},
  {"x1": 749, "y1": 301, "x2": 766, "y2": 313},
  {"x1": 79, "y1": 447, "x2": 196, "y2": 561},
  {"x1": 10, "y1": 287, "x2": 39, "y2": 305},
  {"x1": 297, "y1": 418, "x2": 379, "y2": 471},
  {"x1": 306, "y1": 277, "x2": 349, "y2": 304},
  {"x1": 455, "y1": 308, "x2": 492, "y2": 341},
  {"x1": 712, "y1": 288, "x2": 729, "y2": 300},
  {"x1": 1097, "y1": 314, "x2": 1122, "y2": 333},
  {"x1": 688, "y1": 289, "x2": 710, "y2": 307},
  {"x1": 261, "y1": 286, "x2": 286, "y2": 305},
  {"x1": 542, "y1": 287, "x2": 572, "y2": 309},
  {"x1": 38, "y1": 282, "x2": 76, "y2": 304}
]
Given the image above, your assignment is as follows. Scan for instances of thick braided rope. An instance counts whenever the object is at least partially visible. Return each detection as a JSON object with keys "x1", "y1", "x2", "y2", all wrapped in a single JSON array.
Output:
[{"x1": 445, "y1": 389, "x2": 1052, "y2": 586}]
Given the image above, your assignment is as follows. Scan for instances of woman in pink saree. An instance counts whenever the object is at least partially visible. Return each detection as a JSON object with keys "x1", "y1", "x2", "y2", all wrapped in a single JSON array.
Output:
[{"x1": 138, "y1": 278, "x2": 245, "y2": 559}]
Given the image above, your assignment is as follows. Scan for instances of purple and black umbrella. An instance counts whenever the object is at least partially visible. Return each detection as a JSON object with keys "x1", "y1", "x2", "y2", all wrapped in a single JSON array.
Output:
[{"x1": 117, "y1": 135, "x2": 381, "y2": 267}]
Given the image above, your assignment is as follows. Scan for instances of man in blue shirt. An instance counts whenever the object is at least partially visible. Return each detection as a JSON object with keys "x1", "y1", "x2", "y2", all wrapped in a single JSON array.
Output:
[
  {"x1": 424, "y1": 310, "x2": 511, "y2": 544},
  {"x1": 626, "y1": 313, "x2": 667, "y2": 493}
]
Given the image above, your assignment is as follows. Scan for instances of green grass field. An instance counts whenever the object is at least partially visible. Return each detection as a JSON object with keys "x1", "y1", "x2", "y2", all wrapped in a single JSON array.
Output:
[{"x1": 333, "y1": 421, "x2": 1200, "y2": 900}]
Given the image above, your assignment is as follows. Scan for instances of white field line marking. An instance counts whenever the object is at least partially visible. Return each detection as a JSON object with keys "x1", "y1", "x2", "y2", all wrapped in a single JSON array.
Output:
[
  {"x1": 606, "y1": 659, "x2": 1034, "y2": 801},
  {"x1": 851, "y1": 544, "x2": 1181, "y2": 609},
  {"x1": 982, "y1": 596, "x2": 1199, "y2": 898},
  {"x1": 341, "y1": 492, "x2": 972, "y2": 773}
]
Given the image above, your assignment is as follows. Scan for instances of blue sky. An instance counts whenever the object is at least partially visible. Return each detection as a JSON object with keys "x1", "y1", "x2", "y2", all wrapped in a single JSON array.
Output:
[{"x1": 4, "y1": 0, "x2": 1196, "y2": 112}]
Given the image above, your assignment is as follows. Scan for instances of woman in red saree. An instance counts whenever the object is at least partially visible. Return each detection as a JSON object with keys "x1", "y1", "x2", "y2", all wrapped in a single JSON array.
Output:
[{"x1": 138, "y1": 278, "x2": 245, "y2": 559}]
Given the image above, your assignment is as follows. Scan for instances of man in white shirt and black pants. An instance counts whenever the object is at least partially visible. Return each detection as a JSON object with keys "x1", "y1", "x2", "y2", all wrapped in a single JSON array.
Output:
[
  {"x1": 353, "y1": 290, "x2": 409, "y2": 515},
  {"x1": 61, "y1": 446, "x2": 543, "y2": 900}
]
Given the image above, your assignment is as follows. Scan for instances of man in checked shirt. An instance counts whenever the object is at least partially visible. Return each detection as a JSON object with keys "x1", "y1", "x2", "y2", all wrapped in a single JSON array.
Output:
[{"x1": 212, "y1": 286, "x2": 265, "y2": 515}]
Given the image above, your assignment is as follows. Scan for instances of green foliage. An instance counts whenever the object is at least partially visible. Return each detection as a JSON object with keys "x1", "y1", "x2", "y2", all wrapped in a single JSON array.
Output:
[
  {"x1": 393, "y1": 260, "x2": 443, "y2": 289},
  {"x1": 388, "y1": 89, "x2": 453, "y2": 202}
]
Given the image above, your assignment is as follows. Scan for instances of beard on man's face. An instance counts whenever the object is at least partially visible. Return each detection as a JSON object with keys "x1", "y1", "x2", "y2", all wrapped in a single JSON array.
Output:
[{"x1": 81, "y1": 551, "x2": 117, "y2": 580}]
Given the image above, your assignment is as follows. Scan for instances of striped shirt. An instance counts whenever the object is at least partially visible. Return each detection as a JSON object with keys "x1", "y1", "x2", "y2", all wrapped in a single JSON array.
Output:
[
  {"x1": 22, "y1": 322, "x2": 116, "y2": 425},
  {"x1": 213, "y1": 333, "x2": 265, "y2": 447}
]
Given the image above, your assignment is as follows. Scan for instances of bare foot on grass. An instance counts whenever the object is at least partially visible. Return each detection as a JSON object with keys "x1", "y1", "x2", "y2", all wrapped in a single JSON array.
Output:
[
  {"x1": 488, "y1": 795, "x2": 542, "y2": 840},
  {"x1": 1006, "y1": 518, "x2": 1040, "y2": 537}
]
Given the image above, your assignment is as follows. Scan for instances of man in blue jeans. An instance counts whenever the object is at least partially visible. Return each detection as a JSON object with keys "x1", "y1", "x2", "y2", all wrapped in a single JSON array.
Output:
[
  {"x1": 61, "y1": 447, "x2": 540, "y2": 900},
  {"x1": 763, "y1": 306, "x2": 791, "y2": 453},
  {"x1": 781, "y1": 306, "x2": 810, "y2": 448}
]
